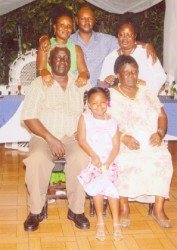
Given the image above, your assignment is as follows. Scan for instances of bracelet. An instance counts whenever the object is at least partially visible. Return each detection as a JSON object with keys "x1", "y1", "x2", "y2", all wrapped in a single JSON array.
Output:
[
  {"x1": 80, "y1": 71, "x2": 90, "y2": 79},
  {"x1": 120, "y1": 133, "x2": 126, "y2": 141},
  {"x1": 157, "y1": 129, "x2": 165, "y2": 139}
]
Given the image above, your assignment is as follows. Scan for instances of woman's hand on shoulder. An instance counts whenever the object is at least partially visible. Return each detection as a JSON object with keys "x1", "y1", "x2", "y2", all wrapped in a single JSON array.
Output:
[
  {"x1": 121, "y1": 134, "x2": 140, "y2": 150},
  {"x1": 104, "y1": 75, "x2": 115, "y2": 86},
  {"x1": 149, "y1": 132, "x2": 162, "y2": 147},
  {"x1": 75, "y1": 72, "x2": 88, "y2": 87},
  {"x1": 39, "y1": 35, "x2": 51, "y2": 53},
  {"x1": 41, "y1": 69, "x2": 54, "y2": 87}
]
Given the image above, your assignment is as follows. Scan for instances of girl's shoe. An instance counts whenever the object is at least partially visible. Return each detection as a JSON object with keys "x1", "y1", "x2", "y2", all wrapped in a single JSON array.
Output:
[
  {"x1": 96, "y1": 223, "x2": 105, "y2": 241},
  {"x1": 113, "y1": 224, "x2": 123, "y2": 241}
]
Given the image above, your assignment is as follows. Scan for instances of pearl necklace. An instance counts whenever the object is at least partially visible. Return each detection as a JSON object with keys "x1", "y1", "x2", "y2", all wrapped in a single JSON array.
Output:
[{"x1": 117, "y1": 85, "x2": 139, "y2": 100}]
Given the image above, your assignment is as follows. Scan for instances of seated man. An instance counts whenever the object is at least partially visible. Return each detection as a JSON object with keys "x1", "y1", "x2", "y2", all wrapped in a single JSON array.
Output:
[{"x1": 21, "y1": 46, "x2": 91, "y2": 232}]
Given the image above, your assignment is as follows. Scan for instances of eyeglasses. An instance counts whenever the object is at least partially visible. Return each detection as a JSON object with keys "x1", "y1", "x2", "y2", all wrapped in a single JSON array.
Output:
[
  {"x1": 118, "y1": 33, "x2": 134, "y2": 39},
  {"x1": 123, "y1": 70, "x2": 138, "y2": 77}
]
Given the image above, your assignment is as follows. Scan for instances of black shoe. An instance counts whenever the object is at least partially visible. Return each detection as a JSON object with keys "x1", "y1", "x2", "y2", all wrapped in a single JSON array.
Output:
[
  {"x1": 24, "y1": 210, "x2": 44, "y2": 232},
  {"x1": 67, "y1": 209, "x2": 90, "y2": 229}
]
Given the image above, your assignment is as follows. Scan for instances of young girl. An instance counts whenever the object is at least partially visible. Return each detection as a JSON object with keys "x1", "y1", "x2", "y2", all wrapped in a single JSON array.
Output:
[{"x1": 77, "y1": 87, "x2": 122, "y2": 241}]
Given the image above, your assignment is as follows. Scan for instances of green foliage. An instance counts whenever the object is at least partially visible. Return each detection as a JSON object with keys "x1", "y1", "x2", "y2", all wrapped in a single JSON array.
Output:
[{"x1": 0, "y1": 0, "x2": 165, "y2": 84}]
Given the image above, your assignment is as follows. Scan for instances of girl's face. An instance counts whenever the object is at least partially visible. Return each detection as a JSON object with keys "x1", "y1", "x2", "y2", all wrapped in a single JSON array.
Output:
[
  {"x1": 54, "y1": 16, "x2": 73, "y2": 41},
  {"x1": 88, "y1": 92, "x2": 108, "y2": 119}
]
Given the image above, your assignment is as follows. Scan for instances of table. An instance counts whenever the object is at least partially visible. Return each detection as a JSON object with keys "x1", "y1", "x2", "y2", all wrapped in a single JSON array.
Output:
[
  {"x1": 159, "y1": 96, "x2": 177, "y2": 140},
  {"x1": 0, "y1": 95, "x2": 31, "y2": 143},
  {"x1": 0, "y1": 95, "x2": 24, "y2": 127},
  {"x1": 0, "y1": 95, "x2": 176, "y2": 143}
]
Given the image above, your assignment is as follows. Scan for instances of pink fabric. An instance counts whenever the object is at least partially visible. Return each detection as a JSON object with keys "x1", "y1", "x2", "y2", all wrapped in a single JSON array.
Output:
[
  {"x1": 110, "y1": 86, "x2": 173, "y2": 203},
  {"x1": 78, "y1": 112, "x2": 119, "y2": 198}
]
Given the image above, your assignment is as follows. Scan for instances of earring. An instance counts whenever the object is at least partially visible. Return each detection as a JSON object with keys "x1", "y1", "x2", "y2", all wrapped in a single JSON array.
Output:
[{"x1": 107, "y1": 101, "x2": 111, "y2": 107}]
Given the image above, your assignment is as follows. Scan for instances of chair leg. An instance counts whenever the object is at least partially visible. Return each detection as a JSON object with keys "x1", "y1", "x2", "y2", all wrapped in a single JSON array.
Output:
[
  {"x1": 148, "y1": 203, "x2": 154, "y2": 215},
  {"x1": 42, "y1": 200, "x2": 48, "y2": 219},
  {"x1": 103, "y1": 199, "x2": 108, "y2": 217},
  {"x1": 90, "y1": 196, "x2": 95, "y2": 217}
]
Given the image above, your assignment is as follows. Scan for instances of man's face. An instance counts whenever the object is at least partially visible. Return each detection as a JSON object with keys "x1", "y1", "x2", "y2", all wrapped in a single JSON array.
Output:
[
  {"x1": 49, "y1": 47, "x2": 71, "y2": 76},
  {"x1": 77, "y1": 7, "x2": 95, "y2": 33}
]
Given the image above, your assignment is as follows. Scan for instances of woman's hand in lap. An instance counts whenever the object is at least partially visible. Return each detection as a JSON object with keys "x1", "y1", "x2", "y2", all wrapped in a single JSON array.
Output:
[
  {"x1": 122, "y1": 134, "x2": 140, "y2": 150},
  {"x1": 149, "y1": 132, "x2": 162, "y2": 147}
]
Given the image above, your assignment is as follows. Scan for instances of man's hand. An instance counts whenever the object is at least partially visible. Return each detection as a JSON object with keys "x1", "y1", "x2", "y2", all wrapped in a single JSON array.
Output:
[
  {"x1": 46, "y1": 134, "x2": 65, "y2": 158},
  {"x1": 144, "y1": 43, "x2": 157, "y2": 64},
  {"x1": 136, "y1": 41, "x2": 157, "y2": 64}
]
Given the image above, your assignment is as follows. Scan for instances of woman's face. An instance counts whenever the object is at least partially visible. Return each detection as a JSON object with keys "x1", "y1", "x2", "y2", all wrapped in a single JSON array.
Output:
[
  {"x1": 117, "y1": 63, "x2": 138, "y2": 87},
  {"x1": 54, "y1": 16, "x2": 73, "y2": 41},
  {"x1": 118, "y1": 23, "x2": 136, "y2": 50}
]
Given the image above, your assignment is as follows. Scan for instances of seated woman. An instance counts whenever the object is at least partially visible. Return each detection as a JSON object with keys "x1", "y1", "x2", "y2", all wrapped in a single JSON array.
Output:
[
  {"x1": 99, "y1": 19, "x2": 166, "y2": 96},
  {"x1": 109, "y1": 55, "x2": 173, "y2": 228},
  {"x1": 37, "y1": 10, "x2": 89, "y2": 87}
]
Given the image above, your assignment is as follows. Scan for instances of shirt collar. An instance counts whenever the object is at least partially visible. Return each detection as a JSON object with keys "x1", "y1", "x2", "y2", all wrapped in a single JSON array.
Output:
[{"x1": 75, "y1": 30, "x2": 98, "y2": 43}]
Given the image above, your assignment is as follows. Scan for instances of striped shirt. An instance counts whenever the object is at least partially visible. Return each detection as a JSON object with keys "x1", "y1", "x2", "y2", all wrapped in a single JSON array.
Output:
[
  {"x1": 21, "y1": 73, "x2": 91, "y2": 139},
  {"x1": 70, "y1": 30, "x2": 118, "y2": 86}
]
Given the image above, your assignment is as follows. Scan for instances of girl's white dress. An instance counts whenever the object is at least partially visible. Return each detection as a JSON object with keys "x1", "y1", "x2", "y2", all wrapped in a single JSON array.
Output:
[{"x1": 78, "y1": 112, "x2": 119, "y2": 198}]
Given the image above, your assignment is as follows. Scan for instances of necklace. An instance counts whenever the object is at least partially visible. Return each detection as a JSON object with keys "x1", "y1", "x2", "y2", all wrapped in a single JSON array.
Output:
[
  {"x1": 119, "y1": 45, "x2": 136, "y2": 56},
  {"x1": 117, "y1": 85, "x2": 138, "y2": 100}
]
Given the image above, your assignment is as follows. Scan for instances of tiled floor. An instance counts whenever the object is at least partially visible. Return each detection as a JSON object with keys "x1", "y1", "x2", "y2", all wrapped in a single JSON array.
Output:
[{"x1": 0, "y1": 142, "x2": 176, "y2": 250}]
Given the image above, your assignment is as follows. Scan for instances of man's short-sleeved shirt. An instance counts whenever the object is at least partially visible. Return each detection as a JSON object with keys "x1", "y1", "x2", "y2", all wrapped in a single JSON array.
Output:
[
  {"x1": 21, "y1": 73, "x2": 91, "y2": 139},
  {"x1": 70, "y1": 31, "x2": 118, "y2": 86}
]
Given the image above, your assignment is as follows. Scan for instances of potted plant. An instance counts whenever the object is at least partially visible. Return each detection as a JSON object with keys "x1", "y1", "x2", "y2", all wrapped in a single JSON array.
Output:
[{"x1": 170, "y1": 81, "x2": 177, "y2": 98}]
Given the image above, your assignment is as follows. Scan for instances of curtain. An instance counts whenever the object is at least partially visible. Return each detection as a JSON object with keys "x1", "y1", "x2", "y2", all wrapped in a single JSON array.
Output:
[
  {"x1": 163, "y1": 0, "x2": 177, "y2": 82},
  {"x1": 86, "y1": 0, "x2": 163, "y2": 14}
]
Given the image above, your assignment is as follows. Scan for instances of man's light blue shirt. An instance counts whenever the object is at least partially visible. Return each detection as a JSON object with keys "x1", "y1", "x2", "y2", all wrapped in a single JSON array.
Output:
[{"x1": 70, "y1": 30, "x2": 118, "y2": 86}]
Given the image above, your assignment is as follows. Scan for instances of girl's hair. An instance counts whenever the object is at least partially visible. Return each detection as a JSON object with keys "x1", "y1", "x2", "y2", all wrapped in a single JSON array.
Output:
[{"x1": 83, "y1": 87, "x2": 110, "y2": 108}]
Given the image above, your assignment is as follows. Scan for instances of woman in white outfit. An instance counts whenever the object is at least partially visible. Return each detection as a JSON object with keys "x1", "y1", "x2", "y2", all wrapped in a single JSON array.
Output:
[{"x1": 99, "y1": 21, "x2": 166, "y2": 96}]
